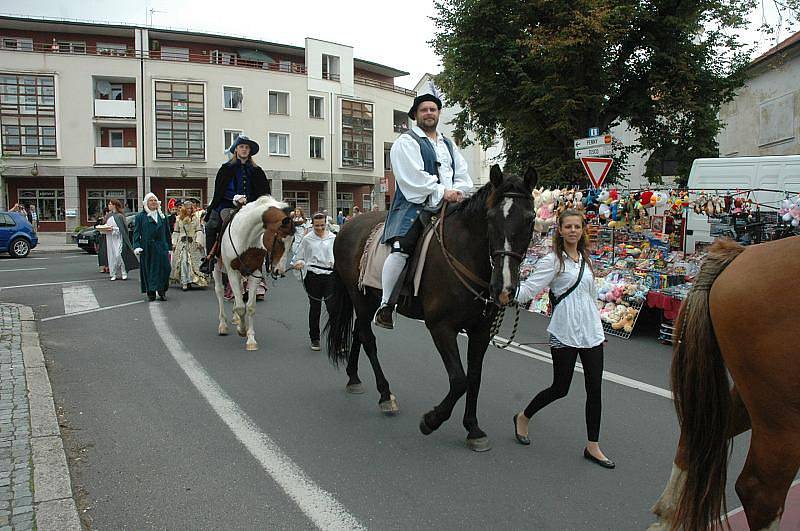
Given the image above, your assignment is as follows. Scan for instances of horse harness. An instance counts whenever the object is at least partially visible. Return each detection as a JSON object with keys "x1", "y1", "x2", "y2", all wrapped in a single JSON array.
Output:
[{"x1": 226, "y1": 209, "x2": 287, "y2": 280}]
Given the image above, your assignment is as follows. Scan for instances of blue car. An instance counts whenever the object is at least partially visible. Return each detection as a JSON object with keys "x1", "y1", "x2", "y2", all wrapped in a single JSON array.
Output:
[{"x1": 0, "y1": 211, "x2": 38, "y2": 258}]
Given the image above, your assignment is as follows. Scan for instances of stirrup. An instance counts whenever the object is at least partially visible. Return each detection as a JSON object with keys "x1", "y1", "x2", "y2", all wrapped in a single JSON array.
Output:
[{"x1": 373, "y1": 304, "x2": 395, "y2": 330}]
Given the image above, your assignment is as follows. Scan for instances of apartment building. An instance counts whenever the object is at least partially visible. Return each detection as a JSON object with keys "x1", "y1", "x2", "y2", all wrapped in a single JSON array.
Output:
[{"x1": 0, "y1": 15, "x2": 415, "y2": 234}]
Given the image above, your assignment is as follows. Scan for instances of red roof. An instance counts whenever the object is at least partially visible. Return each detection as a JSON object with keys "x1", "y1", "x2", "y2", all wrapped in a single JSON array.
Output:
[{"x1": 751, "y1": 30, "x2": 800, "y2": 67}]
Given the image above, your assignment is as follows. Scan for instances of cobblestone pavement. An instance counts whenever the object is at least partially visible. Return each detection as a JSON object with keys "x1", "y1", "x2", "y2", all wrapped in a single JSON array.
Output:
[{"x1": 0, "y1": 304, "x2": 35, "y2": 530}]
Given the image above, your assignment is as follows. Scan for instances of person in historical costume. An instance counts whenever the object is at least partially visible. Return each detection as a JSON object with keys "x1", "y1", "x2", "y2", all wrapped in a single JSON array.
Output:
[
  {"x1": 98, "y1": 199, "x2": 138, "y2": 281},
  {"x1": 170, "y1": 201, "x2": 208, "y2": 290},
  {"x1": 133, "y1": 193, "x2": 172, "y2": 302},
  {"x1": 373, "y1": 92, "x2": 473, "y2": 329},
  {"x1": 96, "y1": 208, "x2": 110, "y2": 273}
]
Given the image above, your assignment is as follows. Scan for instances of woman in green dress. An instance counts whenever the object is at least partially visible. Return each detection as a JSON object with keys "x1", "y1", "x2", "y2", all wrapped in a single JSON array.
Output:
[{"x1": 133, "y1": 193, "x2": 172, "y2": 301}]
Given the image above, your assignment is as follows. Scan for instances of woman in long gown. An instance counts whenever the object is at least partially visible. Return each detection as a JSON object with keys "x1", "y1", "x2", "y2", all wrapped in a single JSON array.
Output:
[
  {"x1": 133, "y1": 193, "x2": 172, "y2": 301},
  {"x1": 100, "y1": 199, "x2": 138, "y2": 281},
  {"x1": 170, "y1": 201, "x2": 208, "y2": 290}
]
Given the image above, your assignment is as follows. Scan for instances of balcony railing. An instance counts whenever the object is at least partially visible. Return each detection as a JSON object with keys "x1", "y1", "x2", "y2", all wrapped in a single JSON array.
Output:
[
  {"x1": 94, "y1": 99, "x2": 136, "y2": 118},
  {"x1": 95, "y1": 147, "x2": 136, "y2": 165},
  {"x1": 355, "y1": 76, "x2": 416, "y2": 97},
  {"x1": 322, "y1": 72, "x2": 341, "y2": 81}
]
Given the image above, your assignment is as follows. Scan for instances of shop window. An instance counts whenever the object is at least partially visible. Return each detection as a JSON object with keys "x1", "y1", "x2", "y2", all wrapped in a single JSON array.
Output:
[
  {"x1": 164, "y1": 188, "x2": 203, "y2": 208},
  {"x1": 87, "y1": 189, "x2": 137, "y2": 220},
  {"x1": 336, "y1": 192, "x2": 353, "y2": 216},
  {"x1": 18, "y1": 189, "x2": 64, "y2": 221},
  {"x1": 283, "y1": 191, "x2": 310, "y2": 214}
]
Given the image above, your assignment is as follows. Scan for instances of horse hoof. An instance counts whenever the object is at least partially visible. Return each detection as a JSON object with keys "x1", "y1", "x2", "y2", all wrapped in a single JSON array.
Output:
[
  {"x1": 218, "y1": 325, "x2": 229, "y2": 336},
  {"x1": 466, "y1": 436, "x2": 492, "y2": 452},
  {"x1": 245, "y1": 342, "x2": 258, "y2": 351},
  {"x1": 419, "y1": 416, "x2": 434, "y2": 436},
  {"x1": 379, "y1": 394, "x2": 399, "y2": 415},
  {"x1": 237, "y1": 328, "x2": 247, "y2": 338},
  {"x1": 346, "y1": 383, "x2": 365, "y2": 394}
]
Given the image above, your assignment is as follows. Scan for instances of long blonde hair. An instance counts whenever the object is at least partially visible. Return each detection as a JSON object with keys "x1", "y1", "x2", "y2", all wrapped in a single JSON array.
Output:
[{"x1": 552, "y1": 208, "x2": 593, "y2": 275}]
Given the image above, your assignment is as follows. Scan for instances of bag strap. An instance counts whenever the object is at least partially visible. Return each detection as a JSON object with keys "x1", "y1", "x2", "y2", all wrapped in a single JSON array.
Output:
[{"x1": 550, "y1": 257, "x2": 586, "y2": 309}]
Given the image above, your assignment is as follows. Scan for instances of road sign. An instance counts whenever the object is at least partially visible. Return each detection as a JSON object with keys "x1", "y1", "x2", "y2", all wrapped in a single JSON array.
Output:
[
  {"x1": 589, "y1": 127, "x2": 600, "y2": 137},
  {"x1": 574, "y1": 134, "x2": 613, "y2": 150},
  {"x1": 574, "y1": 144, "x2": 612, "y2": 159},
  {"x1": 580, "y1": 157, "x2": 613, "y2": 189}
]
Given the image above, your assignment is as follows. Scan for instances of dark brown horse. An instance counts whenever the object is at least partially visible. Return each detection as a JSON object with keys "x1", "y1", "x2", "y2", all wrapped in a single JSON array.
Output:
[
  {"x1": 325, "y1": 165, "x2": 537, "y2": 451},
  {"x1": 649, "y1": 236, "x2": 800, "y2": 531}
]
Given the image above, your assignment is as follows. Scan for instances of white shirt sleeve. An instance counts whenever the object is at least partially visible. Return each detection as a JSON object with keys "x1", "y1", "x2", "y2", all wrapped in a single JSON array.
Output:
[
  {"x1": 294, "y1": 238, "x2": 308, "y2": 264},
  {"x1": 110, "y1": 216, "x2": 121, "y2": 234},
  {"x1": 451, "y1": 146, "x2": 473, "y2": 197},
  {"x1": 390, "y1": 135, "x2": 445, "y2": 205},
  {"x1": 516, "y1": 253, "x2": 558, "y2": 304}
]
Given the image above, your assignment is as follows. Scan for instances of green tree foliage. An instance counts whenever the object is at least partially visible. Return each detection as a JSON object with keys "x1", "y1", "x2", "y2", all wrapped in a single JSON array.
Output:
[{"x1": 432, "y1": 0, "x2": 758, "y2": 186}]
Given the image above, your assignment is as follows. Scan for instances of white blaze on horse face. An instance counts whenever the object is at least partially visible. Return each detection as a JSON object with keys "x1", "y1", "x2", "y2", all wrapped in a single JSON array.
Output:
[{"x1": 502, "y1": 199, "x2": 514, "y2": 292}]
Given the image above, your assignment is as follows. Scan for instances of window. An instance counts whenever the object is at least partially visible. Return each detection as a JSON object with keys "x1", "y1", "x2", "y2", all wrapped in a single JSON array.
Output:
[
  {"x1": 393, "y1": 110, "x2": 409, "y2": 133},
  {"x1": 1, "y1": 37, "x2": 33, "y2": 51},
  {"x1": 362, "y1": 193, "x2": 372, "y2": 211},
  {"x1": 268, "y1": 132, "x2": 289, "y2": 156},
  {"x1": 336, "y1": 192, "x2": 353, "y2": 216},
  {"x1": 211, "y1": 50, "x2": 236, "y2": 65},
  {"x1": 161, "y1": 46, "x2": 189, "y2": 62},
  {"x1": 318, "y1": 191, "x2": 329, "y2": 212},
  {"x1": 309, "y1": 95, "x2": 324, "y2": 119},
  {"x1": 87, "y1": 189, "x2": 137, "y2": 220},
  {"x1": 223, "y1": 130, "x2": 241, "y2": 153},
  {"x1": 108, "y1": 84, "x2": 124, "y2": 101},
  {"x1": 223, "y1": 86, "x2": 242, "y2": 110},
  {"x1": 283, "y1": 191, "x2": 310, "y2": 214},
  {"x1": 154, "y1": 80, "x2": 205, "y2": 160},
  {"x1": 322, "y1": 54, "x2": 340, "y2": 81},
  {"x1": 96, "y1": 43, "x2": 127, "y2": 56},
  {"x1": 309, "y1": 136, "x2": 324, "y2": 159},
  {"x1": 341, "y1": 100, "x2": 373, "y2": 169},
  {"x1": 18, "y1": 189, "x2": 64, "y2": 221},
  {"x1": 108, "y1": 129, "x2": 124, "y2": 147},
  {"x1": 165, "y1": 188, "x2": 202, "y2": 207},
  {"x1": 269, "y1": 91, "x2": 289, "y2": 115},
  {"x1": 0, "y1": 213, "x2": 14, "y2": 226},
  {"x1": 57, "y1": 41, "x2": 86, "y2": 54},
  {"x1": 383, "y1": 142, "x2": 393, "y2": 172},
  {"x1": 0, "y1": 74, "x2": 57, "y2": 156}
]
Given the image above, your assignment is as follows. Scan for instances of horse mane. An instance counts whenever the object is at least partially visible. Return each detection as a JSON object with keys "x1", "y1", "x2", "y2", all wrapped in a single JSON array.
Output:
[
  {"x1": 456, "y1": 175, "x2": 530, "y2": 216},
  {"x1": 239, "y1": 194, "x2": 289, "y2": 215}
]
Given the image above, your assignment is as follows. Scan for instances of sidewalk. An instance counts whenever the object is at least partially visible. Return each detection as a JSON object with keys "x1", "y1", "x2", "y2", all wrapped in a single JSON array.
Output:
[
  {"x1": 0, "y1": 304, "x2": 81, "y2": 530},
  {"x1": 30, "y1": 233, "x2": 81, "y2": 255}
]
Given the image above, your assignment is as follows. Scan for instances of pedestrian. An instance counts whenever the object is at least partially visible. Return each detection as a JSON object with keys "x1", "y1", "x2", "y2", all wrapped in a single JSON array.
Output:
[
  {"x1": 28, "y1": 204, "x2": 38, "y2": 232},
  {"x1": 352, "y1": 205, "x2": 361, "y2": 217},
  {"x1": 336, "y1": 210, "x2": 345, "y2": 225},
  {"x1": 96, "y1": 207, "x2": 110, "y2": 274},
  {"x1": 98, "y1": 199, "x2": 138, "y2": 281},
  {"x1": 199, "y1": 134, "x2": 270, "y2": 274},
  {"x1": 293, "y1": 212, "x2": 336, "y2": 351},
  {"x1": 133, "y1": 193, "x2": 172, "y2": 302},
  {"x1": 373, "y1": 92, "x2": 473, "y2": 329},
  {"x1": 170, "y1": 200, "x2": 207, "y2": 291},
  {"x1": 512, "y1": 208, "x2": 614, "y2": 469},
  {"x1": 289, "y1": 208, "x2": 309, "y2": 265}
]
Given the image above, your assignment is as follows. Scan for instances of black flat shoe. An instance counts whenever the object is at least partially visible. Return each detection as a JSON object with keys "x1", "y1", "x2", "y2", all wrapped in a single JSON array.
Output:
[
  {"x1": 583, "y1": 448, "x2": 615, "y2": 469},
  {"x1": 158, "y1": 292, "x2": 167, "y2": 301},
  {"x1": 147, "y1": 292, "x2": 156, "y2": 302},
  {"x1": 513, "y1": 414, "x2": 530, "y2": 445}
]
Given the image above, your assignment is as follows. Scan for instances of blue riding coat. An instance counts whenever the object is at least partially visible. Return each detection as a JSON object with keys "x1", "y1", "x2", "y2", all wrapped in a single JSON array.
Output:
[{"x1": 382, "y1": 130, "x2": 455, "y2": 243}]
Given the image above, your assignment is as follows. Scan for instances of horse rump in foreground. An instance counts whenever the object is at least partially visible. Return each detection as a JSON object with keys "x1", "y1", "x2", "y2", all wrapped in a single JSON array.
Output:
[
  {"x1": 212, "y1": 195, "x2": 293, "y2": 350},
  {"x1": 649, "y1": 236, "x2": 800, "y2": 531},
  {"x1": 326, "y1": 165, "x2": 537, "y2": 451}
]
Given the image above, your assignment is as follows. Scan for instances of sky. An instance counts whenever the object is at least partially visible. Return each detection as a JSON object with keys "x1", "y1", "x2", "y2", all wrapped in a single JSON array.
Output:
[{"x1": 1, "y1": 1, "x2": 796, "y2": 89}]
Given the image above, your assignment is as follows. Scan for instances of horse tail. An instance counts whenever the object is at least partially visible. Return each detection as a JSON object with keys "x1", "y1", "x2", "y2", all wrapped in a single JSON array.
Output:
[
  {"x1": 324, "y1": 270, "x2": 354, "y2": 367},
  {"x1": 670, "y1": 238, "x2": 745, "y2": 531}
]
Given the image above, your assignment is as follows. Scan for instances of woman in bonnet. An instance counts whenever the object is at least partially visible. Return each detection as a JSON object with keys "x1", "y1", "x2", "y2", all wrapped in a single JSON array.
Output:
[{"x1": 133, "y1": 193, "x2": 172, "y2": 301}]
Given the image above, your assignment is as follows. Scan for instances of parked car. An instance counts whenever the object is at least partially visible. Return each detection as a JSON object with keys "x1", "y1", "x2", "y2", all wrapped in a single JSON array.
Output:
[
  {"x1": 0, "y1": 211, "x2": 38, "y2": 258},
  {"x1": 76, "y1": 214, "x2": 136, "y2": 254}
]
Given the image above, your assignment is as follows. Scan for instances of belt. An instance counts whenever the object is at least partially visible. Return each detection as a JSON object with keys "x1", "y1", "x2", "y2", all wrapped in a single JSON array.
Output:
[
  {"x1": 180, "y1": 236, "x2": 193, "y2": 242},
  {"x1": 308, "y1": 264, "x2": 334, "y2": 271}
]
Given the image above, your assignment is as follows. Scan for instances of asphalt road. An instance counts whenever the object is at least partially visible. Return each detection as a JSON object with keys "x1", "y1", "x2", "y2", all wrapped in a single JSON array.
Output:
[{"x1": 0, "y1": 250, "x2": 769, "y2": 529}]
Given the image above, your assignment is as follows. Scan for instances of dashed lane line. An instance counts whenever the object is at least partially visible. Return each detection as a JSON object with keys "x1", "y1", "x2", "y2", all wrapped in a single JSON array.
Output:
[
  {"x1": 61, "y1": 284, "x2": 99, "y2": 314},
  {"x1": 148, "y1": 303, "x2": 365, "y2": 531},
  {"x1": 41, "y1": 300, "x2": 144, "y2": 322},
  {"x1": 0, "y1": 267, "x2": 47, "y2": 273},
  {"x1": 0, "y1": 279, "x2": 104, "y2": 291}
]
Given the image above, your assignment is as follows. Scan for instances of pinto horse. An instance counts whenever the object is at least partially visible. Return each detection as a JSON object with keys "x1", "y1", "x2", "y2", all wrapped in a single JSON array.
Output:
[
  {"x1": 325, "y1": 165, "x2": 537, "y2": 451},
  {"x1": 212, "y1": 195, "x2": 294, "y2": 350},
  {"x1": 649, "y1": 236, "x2": 800, "y2": 531}
]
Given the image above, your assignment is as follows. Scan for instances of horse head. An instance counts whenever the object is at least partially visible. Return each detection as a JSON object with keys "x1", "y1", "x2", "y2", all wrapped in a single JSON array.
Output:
[
  {"x1": 485, "y1": 164, "x2": 538, "y2": 306},
  {"x1": 261, "y1": 206, "x2": 294, "y2": 276}
]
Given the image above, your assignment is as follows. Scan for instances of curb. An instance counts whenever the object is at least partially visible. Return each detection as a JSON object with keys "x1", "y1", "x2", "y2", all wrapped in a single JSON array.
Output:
[{"x1": 10, "y1": 304, "x2": 82, "y2": 531}]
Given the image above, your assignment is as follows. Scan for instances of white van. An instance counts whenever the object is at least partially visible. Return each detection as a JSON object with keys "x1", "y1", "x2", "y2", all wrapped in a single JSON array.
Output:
[{"x1": 685, "y1": 155, "x2": 800, "y2": 252}]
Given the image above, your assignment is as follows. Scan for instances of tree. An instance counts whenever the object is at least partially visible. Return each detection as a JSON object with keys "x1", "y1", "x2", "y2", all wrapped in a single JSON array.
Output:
[{"x1": 431, "y1": 0, "x2": 760, "y2": 187}]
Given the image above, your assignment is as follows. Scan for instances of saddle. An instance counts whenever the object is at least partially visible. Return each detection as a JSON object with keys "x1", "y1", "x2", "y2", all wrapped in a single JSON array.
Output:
[{"x1": 209, "y1": 206, "x2": 241, "y2": 259}]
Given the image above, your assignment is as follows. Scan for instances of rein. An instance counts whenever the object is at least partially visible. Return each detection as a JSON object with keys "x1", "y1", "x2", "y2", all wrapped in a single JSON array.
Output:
[{"x1": 225, "y1": 210, "x2": 285, "y2": 280}]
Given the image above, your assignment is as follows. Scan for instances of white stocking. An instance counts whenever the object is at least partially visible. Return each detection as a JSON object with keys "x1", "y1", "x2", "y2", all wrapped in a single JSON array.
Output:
[{"x1": 380, "y1": 251, "x2": 409, "y2": 305}]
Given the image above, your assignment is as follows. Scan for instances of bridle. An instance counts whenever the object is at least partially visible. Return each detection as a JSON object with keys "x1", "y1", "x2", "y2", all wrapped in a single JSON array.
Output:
[{"x1": 489, "y1": 192, "x2": 532, "y2": 266}]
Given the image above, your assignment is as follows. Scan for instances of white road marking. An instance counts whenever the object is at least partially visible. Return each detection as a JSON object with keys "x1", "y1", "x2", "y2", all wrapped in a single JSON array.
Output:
[
  {"x1": 0, "y1": 279, "x2": 103, "y2": 291},
  {"x1": 0, "y1": 267, "x2": 47, "y2": 273},
  {"x1": 491, "y1": 335, "x2": 674, "y2": 399},
  {"x1": 61, "y1": 284, "x2": 100, "y2": 314},
  {"x1": 148, "y1": 304, "x2": 365, "y2": 531},
  {"x1": 41, "y1": 300, "x2": 143, "y2": 322}
]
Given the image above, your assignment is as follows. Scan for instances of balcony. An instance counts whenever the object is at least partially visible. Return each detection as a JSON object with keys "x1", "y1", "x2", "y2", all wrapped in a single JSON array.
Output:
[
  {"x1": 355, "y1": 77, "x2": 417, "y2": 97},
  {"x1": 94, "y1": 99, "x2": 136, "y2": 119},
  {"x1": 95, "y1": 147, "x2": 136, "y2": 165}
]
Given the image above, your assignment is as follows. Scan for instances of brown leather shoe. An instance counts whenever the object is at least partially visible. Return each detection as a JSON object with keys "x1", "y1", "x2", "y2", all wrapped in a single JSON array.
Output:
[{"x1": 373, "y1": 304, "x2": 394, "y2": 330}]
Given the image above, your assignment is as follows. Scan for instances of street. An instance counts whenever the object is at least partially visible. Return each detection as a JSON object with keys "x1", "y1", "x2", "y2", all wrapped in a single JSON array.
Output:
[{"x1": 0, "y1": 251, "x2": 770, "y2": 529}]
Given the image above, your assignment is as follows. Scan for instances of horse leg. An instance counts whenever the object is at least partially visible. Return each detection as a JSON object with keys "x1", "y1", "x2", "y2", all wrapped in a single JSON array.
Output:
[
  {"x1": 345, "y1": 319, "x2": 364, "y2": 394},
  {"x1": 229, "y1": 270, "x2": 247, "y2": 338},
  {"x1": 244, "y1": 275, "x2": 259, "y2": 351},
  {"x1": 213, "y1": 263, "x2": 229, "y2": 335},
  {"x1": 649, "y1": 385, "x2": 752, "y2": 530},
  {"x1": 420, "y1": 323, "x2": 466, "y2": 436},
  {"x1": 462, "y1": 324, "x2": 491, "y2": 452},
  {"x1": 355, "y1": 306, "x2": 395, "y2": 413}
]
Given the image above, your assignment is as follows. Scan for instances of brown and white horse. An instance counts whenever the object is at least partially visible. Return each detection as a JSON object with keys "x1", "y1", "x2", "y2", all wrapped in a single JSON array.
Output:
[
  {"x1": 650, "y1": 236, "x2": 800, "y2": 531},
  {"x1": 212, "y1": 195, "x2": 294, "y2": 350}
]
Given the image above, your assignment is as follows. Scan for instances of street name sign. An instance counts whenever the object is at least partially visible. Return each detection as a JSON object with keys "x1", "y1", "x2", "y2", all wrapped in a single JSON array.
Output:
[{"x1": 580, "y1": 157, "x2": 613, "y2": 189}]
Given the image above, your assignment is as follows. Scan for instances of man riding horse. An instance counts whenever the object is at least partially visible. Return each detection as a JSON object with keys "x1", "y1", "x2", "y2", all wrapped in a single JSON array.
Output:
[
  {"x1": 373, "y1": 93, "x2": 473, "y2": 329},
  {"x1": 200, "y1": 135, "x2": 271, "y2": 274}
]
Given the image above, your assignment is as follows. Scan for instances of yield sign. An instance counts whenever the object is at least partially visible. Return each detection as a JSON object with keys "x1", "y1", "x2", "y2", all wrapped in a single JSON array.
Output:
[{"x1": 580, "y1": 157, "x2": 613, "y2": 189}]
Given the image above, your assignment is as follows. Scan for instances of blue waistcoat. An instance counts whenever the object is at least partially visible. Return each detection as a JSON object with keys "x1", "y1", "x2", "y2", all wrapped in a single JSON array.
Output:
[{"x1": 382, "y1": 130, "x2": 455, "y2": 243}]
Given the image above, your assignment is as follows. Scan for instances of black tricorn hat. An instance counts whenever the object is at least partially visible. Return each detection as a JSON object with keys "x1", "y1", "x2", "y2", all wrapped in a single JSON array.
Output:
[{"x1": 408, "y1": 93, "x2": 443, "y2": 119}]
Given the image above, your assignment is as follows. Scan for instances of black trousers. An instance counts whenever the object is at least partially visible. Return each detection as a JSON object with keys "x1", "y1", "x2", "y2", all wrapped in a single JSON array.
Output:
[
  {"x1": 305, "y1": 271, "x2": 334, "y2": 341},
  {"x1": 523, "y1": 343, "x2": 604, "y2": 442}
]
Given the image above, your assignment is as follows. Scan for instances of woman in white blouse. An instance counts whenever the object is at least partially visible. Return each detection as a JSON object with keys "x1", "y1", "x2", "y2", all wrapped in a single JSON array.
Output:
[{"x1": 512, "y1": 209, "x2": 614, "y2": 469}]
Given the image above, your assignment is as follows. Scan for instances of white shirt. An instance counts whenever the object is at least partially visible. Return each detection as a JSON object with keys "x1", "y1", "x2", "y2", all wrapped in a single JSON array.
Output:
[
  {"x1": 516, "y1": 252, "x2": 605, "y2": 349},
  {"x1": 390, "y1": 125, "x2": 473, "y2": 207},
  {"x1": 294, "y1": 230, "x2": 336, "y2": 275}
]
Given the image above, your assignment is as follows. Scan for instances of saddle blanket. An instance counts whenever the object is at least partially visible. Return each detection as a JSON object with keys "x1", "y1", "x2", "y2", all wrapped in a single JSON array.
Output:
[{"x1": 357, "y1": 222, "x2": 436, "y2": 296}]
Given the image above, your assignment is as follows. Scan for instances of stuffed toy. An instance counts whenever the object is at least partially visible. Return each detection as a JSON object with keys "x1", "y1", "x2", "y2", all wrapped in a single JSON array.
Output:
[
  {"x1": 640, "y1": 190, "x2": 654, "y2": 208},
  {"x1": 622, "y1": 307, "x2": 639, "y2": 333}
]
